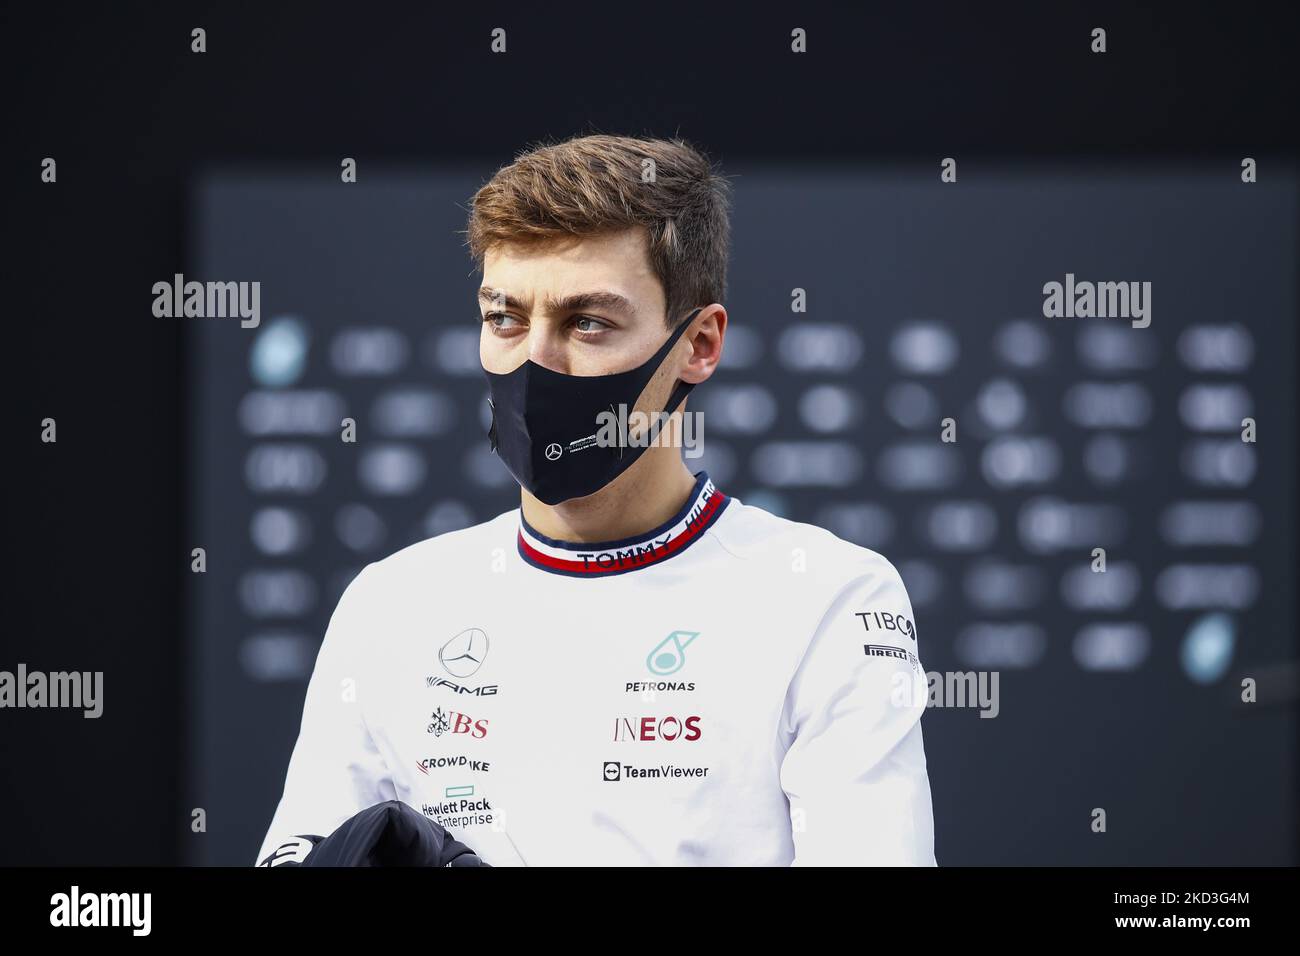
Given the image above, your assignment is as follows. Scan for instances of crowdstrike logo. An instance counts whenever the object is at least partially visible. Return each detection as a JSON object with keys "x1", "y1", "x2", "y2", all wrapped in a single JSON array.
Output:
[
  {"x1": 417, "y1": 755, "x2": 492, "y2": 775},
  {"x1": 612, "y1": 715, "x2": 703, "y2": 742}
]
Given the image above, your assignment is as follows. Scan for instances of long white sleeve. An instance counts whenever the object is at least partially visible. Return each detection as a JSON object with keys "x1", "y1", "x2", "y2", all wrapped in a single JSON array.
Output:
[
  {"x1": 254, "y1": 564, "x2": 396, "y2": 866},
  {"x1": 778, "y1": 556, "x2": 936, "y2": 866}
]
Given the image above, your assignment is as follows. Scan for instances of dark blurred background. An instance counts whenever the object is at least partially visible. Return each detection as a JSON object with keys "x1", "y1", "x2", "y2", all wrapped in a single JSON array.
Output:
[{"x1": 3, "y1": 2, "x2": 1297, "y2": 866}]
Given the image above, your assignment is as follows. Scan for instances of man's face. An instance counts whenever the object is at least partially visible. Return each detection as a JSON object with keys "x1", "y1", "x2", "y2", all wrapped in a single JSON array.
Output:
[{"x1": 478, "y1": 227, "x2": 682, "y2": 393}]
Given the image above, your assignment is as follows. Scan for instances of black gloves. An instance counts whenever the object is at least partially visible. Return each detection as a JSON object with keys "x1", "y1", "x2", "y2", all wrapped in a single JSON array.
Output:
[{"x1": 297, "y1": 800, "x2": 490, "y2": 867}]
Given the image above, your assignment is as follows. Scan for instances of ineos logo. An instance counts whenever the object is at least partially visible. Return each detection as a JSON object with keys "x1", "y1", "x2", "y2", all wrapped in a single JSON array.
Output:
[
  {"x1": 612, "y1": 715, "x2": 703, "y2": 742},
  {"x1": 545, "y1": 443, "x2": 563, "y2": 461}
]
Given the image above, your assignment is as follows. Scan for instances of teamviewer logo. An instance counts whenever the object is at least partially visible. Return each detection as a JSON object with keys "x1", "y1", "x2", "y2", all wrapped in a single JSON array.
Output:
[{"x1": 603, "y1": 761, "x2": 621, "y2": 782}]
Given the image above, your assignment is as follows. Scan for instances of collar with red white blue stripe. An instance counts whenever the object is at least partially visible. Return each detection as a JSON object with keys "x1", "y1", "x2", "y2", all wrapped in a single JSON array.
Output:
[{"x1": 517, "y1": 472, "x2": 729, "y2": 577}]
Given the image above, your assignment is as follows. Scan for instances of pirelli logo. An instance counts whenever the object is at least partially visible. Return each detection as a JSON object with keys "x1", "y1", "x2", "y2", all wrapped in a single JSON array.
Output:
[{"x1": 864, "y1": 644, "x2": 921, "y2": 672}]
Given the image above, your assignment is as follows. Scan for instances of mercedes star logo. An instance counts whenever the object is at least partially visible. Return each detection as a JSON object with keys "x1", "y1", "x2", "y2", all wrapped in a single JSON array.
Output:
[
  {"x1": 440, "y1": 627, "x2": 490, "y2": 678},
  {"x1": 545, "y1": 443, "x2": 563, "y2": 461}
]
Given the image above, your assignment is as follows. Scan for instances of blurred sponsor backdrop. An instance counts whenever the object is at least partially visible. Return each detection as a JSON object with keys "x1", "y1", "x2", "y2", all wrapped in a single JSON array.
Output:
[{"x1": 187, "y1": 164, "x2": 1296, "y2": 865}]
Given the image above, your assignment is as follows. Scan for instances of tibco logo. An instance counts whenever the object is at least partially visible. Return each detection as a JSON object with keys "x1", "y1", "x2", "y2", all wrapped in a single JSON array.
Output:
[
  {"x1": 426, "y1": 707, "x2": 489, "y2": 738},
  {"x1": 855, "y1": 610, "x2": 915, "y2": 641},
  {"x1": 612, "y1": 715, "x2": 702, "y2": 742}
]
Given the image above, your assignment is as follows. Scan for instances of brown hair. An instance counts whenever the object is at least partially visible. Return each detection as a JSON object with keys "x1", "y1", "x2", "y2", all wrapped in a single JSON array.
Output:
[{"x1": 465, "y1": 133, "x2": 731, "y2": 328}]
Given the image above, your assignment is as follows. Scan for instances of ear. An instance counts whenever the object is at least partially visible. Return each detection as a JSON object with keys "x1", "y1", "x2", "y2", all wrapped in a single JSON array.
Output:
[{"x1": 679, "y1": 305, "x2": 727, "y2": 384}]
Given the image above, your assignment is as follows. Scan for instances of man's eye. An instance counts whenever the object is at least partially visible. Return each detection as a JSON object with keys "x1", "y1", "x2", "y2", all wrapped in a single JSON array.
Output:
[
  {"x1": 573, "y1": 315, "x2": 607, "y2": 334},
  {"x1": 485, "y1": 312, "x2": 522, "y2": 329}
]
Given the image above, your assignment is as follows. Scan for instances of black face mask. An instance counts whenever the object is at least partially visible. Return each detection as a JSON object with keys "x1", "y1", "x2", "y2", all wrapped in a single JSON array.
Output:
[{"x1": 484, "y1": 307, "x2": 703, "y2": 505}]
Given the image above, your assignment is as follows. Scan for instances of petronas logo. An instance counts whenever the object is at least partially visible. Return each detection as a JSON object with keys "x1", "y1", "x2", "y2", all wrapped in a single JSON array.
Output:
[{"x1": 646, "y1": 631, "x2": 700, "y2": 676}]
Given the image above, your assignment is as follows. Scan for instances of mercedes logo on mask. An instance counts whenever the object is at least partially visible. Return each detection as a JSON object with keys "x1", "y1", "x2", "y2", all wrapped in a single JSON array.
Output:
[{"x1": 544, "y1": 443, "x2": 563, "y2": 461}]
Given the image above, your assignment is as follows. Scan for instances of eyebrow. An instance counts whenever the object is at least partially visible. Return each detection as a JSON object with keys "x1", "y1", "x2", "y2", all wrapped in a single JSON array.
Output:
[{"x1": 479, "y1": 287, "x2": 637, "y2": 318}]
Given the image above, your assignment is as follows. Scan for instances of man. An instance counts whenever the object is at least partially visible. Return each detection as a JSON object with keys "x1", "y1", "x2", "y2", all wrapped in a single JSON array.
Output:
[{"x1": 256, "y1": 134, "x2": 936, "y2": 866}]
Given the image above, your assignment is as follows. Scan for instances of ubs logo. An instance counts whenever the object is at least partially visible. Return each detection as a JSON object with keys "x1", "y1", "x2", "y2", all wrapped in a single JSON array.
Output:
[{"x1": 427, "y1": 707, "x2": 489, "y2": 739}]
